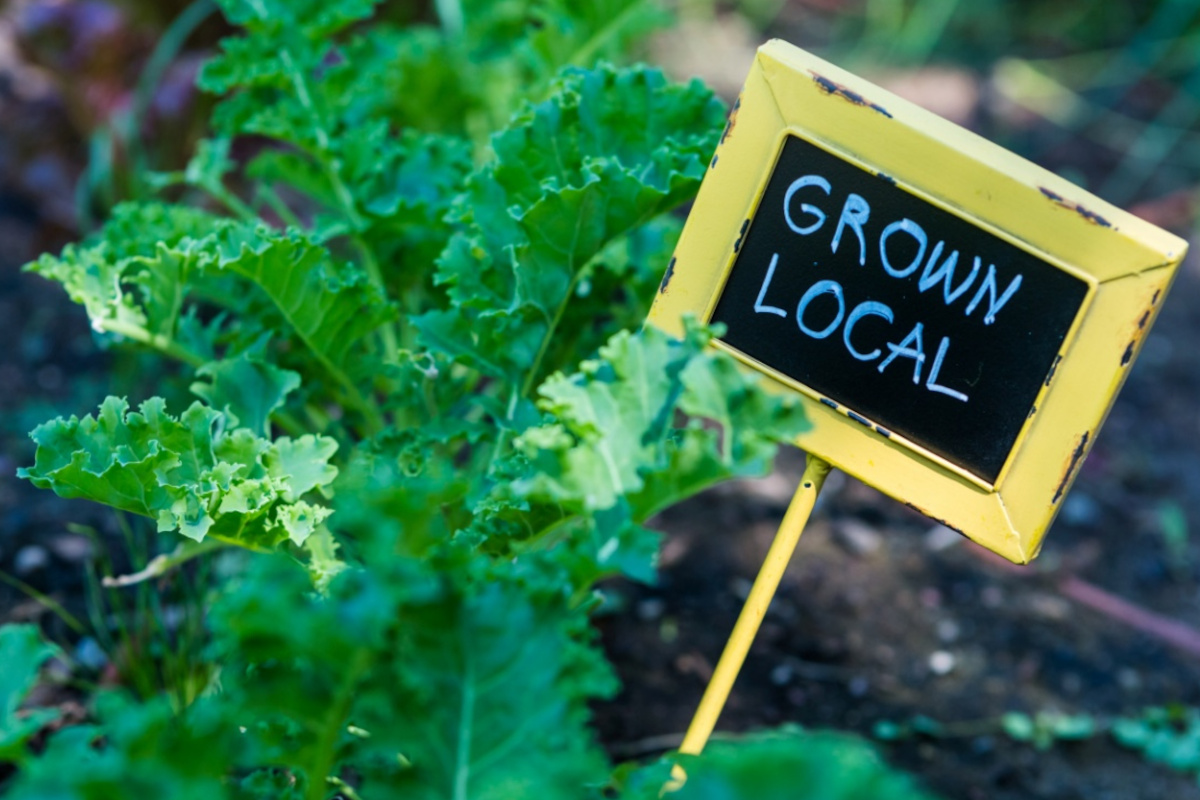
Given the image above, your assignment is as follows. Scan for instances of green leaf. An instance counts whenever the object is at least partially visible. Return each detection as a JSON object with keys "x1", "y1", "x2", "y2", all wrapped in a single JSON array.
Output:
[
  {"x1": 667, "y1": 728, "x2": 942, "y2": 800},
  {"x1": 417, "y1": 64, "x2": 725, "y2": 385},
  {"x1": 265, "y1": 435, "x2": 338, "y2": 502},
  {"x1": 523, "y1": 0, "x2": 673, "y2": 73},
  {"x1": 498, "y1": 322, "x2": 805, "y2": 580},
  {"x1": 7, "y1": 693, "x2": 235, "y2": 800},
  {"x1": 19, "y1": 397, "x2": 338, "y2": 548},
  {"x1": 0, "y1": 625, "x2": 60, "y2": 765},
  {"x1": 212, "y1": 0, "x2": 381, "y2": 40},
  {"x1": 516, "y1": 327, "x2": 696, "y2": 511},
  {"x1": 209, "y1": 225, "x2": 394, "y2": 379},
  {"x1": 1112, "y1": 717, "x2": 1153, "y2": 748},
  {"x1": 360, "y1": 581, "x2": 609, "y2": 800},
  {"x1": 1049, "y1": 713, "x2": 1096, "y2": 740},
  {"x1": 1001, "y1": 712, "x2": 1035, "y2": 742},
  {"x1": 25, "y1": 203, "x2": 222, "y2": 342},
  {"x1": 209, "y1": 548, "x2": 610, "y2": 800},
  {"x1": 190, "y1": 340, "x2": 301, "y2": 436}
]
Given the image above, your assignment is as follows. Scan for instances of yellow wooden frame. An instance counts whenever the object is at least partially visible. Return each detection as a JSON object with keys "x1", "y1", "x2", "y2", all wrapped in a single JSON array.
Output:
[{"x1": 649, "y1": 40, "x2": 1188, "y2": 563}]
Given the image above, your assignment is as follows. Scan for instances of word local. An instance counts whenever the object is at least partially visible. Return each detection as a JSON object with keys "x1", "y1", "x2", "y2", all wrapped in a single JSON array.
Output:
[{"x1": 751, "y1": 174, "x2": 1026, "y2": 404}]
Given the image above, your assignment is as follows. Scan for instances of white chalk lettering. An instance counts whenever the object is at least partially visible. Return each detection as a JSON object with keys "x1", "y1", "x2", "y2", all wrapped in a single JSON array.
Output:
[
  {"x1": 965, "y1": 264, "x2": 1023, "y2": 325},
  {"x1": 919, "y1": 244, "x2": 980, "y2": 305},
  {"x1": 879, "y1": 219, "x2": 927, "y2": 279},
  {"x1": 832, "y1": 193, "x2": 870, "y2": 266},
  {"x1": 784, "y1": 175, "x2": 831, "y2": 235},
  {"x1": 843, "y1": 300, "x2": 893, "y2": 361},
  {"x1": 926, "y1": 336, "x2": 969, "y2": 402},
  {"x1": 754, "y1": 253, "x2": 787, "y2": 318},
  {"x1": 878, "y1": 322, "x2": 926, "y2": 384},
  {"x1": 796, "y1": 279, "x2": 845, "y2": 339}
]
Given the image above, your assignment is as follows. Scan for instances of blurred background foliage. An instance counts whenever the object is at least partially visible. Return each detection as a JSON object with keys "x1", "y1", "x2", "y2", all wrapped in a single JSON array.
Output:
[{"x1": 3, "y1": 0, "x2": 1198, "y2": 237}]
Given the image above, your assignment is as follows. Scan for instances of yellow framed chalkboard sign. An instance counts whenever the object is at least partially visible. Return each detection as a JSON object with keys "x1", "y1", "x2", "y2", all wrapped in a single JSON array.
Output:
[{"x1": 649, "y1": 40, "x2": 1189, "y2": 564}]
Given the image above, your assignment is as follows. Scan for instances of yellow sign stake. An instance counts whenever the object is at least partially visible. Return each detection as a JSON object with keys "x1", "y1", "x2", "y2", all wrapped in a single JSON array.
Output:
[{"x1": 678, "y1": 454, "x2": 832, "y2": 758}]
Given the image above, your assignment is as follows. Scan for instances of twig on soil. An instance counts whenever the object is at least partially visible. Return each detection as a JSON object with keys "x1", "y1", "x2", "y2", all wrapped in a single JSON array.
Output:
[
  {"x1": 1057, "y1": 576, "x2": 1200, "y2": 660},
  {"x1": 962, "y1": 541, "x2": 1200, "y2": 661}
]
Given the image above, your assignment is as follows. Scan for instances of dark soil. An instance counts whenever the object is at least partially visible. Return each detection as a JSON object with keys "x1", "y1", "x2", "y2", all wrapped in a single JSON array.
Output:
[{"x1": 592, "y1": 263, "x2": 1200, "y2": 799}]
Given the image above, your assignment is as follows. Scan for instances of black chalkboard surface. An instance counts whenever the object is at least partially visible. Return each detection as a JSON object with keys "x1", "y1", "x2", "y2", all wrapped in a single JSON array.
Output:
[{"x1": 712, "y1": 135, "x2": 1089, "y2": 483}]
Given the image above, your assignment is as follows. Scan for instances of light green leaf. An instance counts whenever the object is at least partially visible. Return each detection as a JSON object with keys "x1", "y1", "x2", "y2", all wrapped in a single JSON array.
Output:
[
  {"x1": 1001, "y1": 712, "x2": 1035, "y2": 742},
  {"x1": 191, "y1": 342, "x2": 301, "y2": 436},
  {"x1": 18, "y1": 397, "x2": 338, "y2": 549},
  {"x1": 498, "y1": 322, "x2": 806, "y2": 580},
  {"x1": 209, "y1": 225, "x2": 395, "y2": 379},
  {"x1": 417, "y1": 64, "x2": 725, "y2": 385},
  {"x1": 26, "y1": 203, "x2": 224, "y2": 340},
  {"x1": 665, "y1": 728, "x2": 942, "y2": 800},
  {"x1": 265, "y1": 435, "x2": 339, "y2": 502}
]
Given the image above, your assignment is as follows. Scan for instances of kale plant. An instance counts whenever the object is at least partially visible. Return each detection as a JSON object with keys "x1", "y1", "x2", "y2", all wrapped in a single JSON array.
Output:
[{"x1": 3, "y1": 2, "x2": 939, "y2": 798}]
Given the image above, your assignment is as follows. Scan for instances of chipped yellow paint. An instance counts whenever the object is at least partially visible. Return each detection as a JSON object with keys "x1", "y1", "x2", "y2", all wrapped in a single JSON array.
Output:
[{"x1": 649, "y1": 40, "x2": 1188, "y2": 564}]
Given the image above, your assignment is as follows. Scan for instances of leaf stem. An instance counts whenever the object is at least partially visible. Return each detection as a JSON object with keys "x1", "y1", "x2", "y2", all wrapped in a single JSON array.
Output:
[
  {"x1": 256, "y1": 183, "x2": 305, "y2": 229},
  {"x1": 564, "y1": 0, "x2": 653, "y2": 71},
  {"x1": 97, "y1": 317, "x2": 206, "y2": 367},
  {"x1": 453, "y1": 620, "x2": 476, "y2": 800},
  {"x1": 519, "y1": 269, "x2": 585, "y2": 400},
  {"x1": 351, "y1": 236, "x2": 400, "y2": 359},
  {"x1": 306, "y1": 646, "x2": 372, "y2": 800},
  {"x1": 274, "y1": 45, "x2": 400, "y2": 363},
  {"x1": 101, "y1": 538, "x2": 231, "y2": 588},
  {"x1": 204, "y1": 181, "x2": 258, "y2": 223},
  {"x1": 96, "y1": 318, "x2": 314, "y2": 436}
]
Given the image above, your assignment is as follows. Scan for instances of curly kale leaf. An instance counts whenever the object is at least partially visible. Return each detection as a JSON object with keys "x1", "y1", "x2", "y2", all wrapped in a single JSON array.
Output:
[
  {"x1": 473, "y1": 322, "x2": 807, "y2": 583},
  {"x1": 19, "y1": 397, "x2": 337, "y2": 547},
  {"x1": 27, "y1": 207, "x2": 393, "y2": 416},
  {"x1": 416, "y1": 64, "x2": 726, "y2": 387}
]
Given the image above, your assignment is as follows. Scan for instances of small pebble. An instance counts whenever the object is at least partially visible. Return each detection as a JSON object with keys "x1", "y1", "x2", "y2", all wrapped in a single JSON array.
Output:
[
  {"x1": 971, "y1": 736, "x2": 995, "y2": 755},
  {"x1": 1061, "y1": 492, "x2": 1100, "y2": 526},
  {"x1": 636, "y1": 597, "x2": 666, "y2": 622},
  {"x1": 770, "y1": 663, "x2": 793, "y2": 686},
  {"x1": 833, "y1": 519, "x2": 883, "y2": 557},
  {"x1": 49, "y1": 534, "x2": 93, "y2": 562},
  {"x1": 1118, "y1": 668, "x2": 1142, "y2": 691},
  {"x1": 14, "y1": 545, "x2": 49, "y2": 575},
  {"x1": 161, "y1": 606, "x2": 187, "y2": 631},
  {"x1": 936, "y1": 619, "x2": 961, "y2": 643},
  {"x1": 925, "y1": 524, "x2": 963, "y2": 552},
  {"x1": 929, "y1": 650, "x2": 956, "y2": 675},
  {"x1": 1029, "y1": 592, "x2": 1071, "y2": 620},
  {"x1": 74, "y1": 637, "x2": 108, "y2": 671}
]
